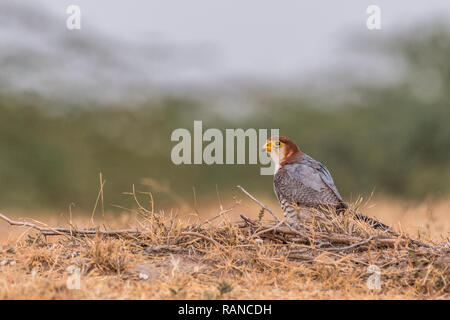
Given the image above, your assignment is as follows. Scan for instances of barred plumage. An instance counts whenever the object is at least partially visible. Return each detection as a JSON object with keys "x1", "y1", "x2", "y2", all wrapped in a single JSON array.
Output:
[{"x1": 263, "y1": 136, "x2": 389, "y2": 230}]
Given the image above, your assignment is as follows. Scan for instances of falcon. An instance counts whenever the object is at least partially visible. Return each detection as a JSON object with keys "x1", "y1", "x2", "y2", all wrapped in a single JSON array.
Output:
[{"x1": 262, "y1": 136, "x2": 389, "y2": 230}]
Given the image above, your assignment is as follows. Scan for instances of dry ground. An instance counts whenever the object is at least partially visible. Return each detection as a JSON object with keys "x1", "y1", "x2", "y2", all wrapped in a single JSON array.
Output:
[{"x1": 0, "y1": 193, "x2": 449, "y2": 300}]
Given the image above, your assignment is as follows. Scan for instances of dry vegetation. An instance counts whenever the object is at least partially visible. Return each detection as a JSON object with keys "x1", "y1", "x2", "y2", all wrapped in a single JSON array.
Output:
[{"x1": 0, "y1": 188, "x2": 449, "y2": 300}]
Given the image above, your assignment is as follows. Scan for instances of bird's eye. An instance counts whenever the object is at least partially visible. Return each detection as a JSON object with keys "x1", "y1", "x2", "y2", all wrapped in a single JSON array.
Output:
[{"x1": 273, "y1": 141, "x2": 282, "y2": 147}]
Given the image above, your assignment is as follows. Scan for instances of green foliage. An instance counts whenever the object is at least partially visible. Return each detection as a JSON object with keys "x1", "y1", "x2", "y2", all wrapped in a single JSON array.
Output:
[{"x1": 1, "y1": 25, "x2": 450, "y2": 211}]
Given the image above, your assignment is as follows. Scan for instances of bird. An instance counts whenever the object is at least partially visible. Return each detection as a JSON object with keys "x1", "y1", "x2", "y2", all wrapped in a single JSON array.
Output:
[{"x1": 262, "y1": 136, "x2": 389, "y2": 230}]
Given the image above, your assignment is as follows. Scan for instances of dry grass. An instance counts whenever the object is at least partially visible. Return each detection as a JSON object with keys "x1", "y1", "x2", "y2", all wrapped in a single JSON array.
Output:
[{"x1": 0, "y1": 192, "x2": 449, "y2": 300}]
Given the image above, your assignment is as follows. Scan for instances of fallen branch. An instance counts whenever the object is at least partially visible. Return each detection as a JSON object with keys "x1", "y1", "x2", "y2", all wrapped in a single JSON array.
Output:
[
  {"x1": 0, "y1": 208, "x2": 433, "y2": 253},
  {"x1": 324, "y1": 235, "x2": 377, "y2": 252},
  {"x1": 0, "y1": 212, "x2": 226, "y2": 249},
  {"x1": 0, "y1": 212, "x2": 142, "y2": 237}
]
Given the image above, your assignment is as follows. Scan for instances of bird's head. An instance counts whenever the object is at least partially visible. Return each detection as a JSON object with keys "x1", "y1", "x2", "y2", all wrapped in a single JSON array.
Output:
[{"x1": 262, "y1": 136, "x2": 302, "y2": 167}]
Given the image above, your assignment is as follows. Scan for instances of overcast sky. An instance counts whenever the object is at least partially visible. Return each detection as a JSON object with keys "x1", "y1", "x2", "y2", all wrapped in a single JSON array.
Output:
[
  {"x1": 35, "y1": 1, "x2": 450, "y2": 81},
  {"x1": 2, "y1": 0, "x2": 450, "y2": 100}
]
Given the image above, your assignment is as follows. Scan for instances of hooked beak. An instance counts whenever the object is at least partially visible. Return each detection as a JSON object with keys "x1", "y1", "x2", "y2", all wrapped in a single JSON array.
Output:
[{"x1": 262, "y1": 142, "x2": 271, "y2": 152}]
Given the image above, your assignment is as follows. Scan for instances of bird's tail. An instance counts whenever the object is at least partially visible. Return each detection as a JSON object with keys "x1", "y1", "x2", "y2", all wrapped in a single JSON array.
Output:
[
  {"x1": 353, "y1": 212, "x2": 390, "y2": 230},
  {"x1": 337, "y1": 202, "x2": 390, "y2": 230}
]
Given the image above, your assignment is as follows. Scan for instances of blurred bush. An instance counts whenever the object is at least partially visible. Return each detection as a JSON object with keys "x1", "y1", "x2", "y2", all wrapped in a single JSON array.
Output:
[{"x1": 1, "y1": 24, "x2": 450, "y2": 211}]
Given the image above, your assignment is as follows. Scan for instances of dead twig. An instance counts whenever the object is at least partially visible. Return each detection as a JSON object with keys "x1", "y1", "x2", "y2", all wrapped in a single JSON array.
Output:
[
  {"x1": 323, "y1": 235, "x2": 377, "y2": 252},
  {"x1": 181, "y1": 231, "x2": 224, "y2": 248},
  {"x1": 237, "y1": 185, "x2": 281, "y2": 222}
]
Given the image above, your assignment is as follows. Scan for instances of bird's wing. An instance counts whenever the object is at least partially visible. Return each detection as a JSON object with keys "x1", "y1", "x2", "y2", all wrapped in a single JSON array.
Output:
[
  {"x1": 311, "y1": 159, "x2": 344, "y2": 202},
  {"x1": 274, "y1": 155, "x2": 343, "y2": 207}
]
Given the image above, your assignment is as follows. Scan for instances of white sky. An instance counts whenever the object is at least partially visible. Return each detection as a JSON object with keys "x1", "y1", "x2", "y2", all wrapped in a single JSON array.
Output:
[
  {"x1": 34, "y1": 0, "x2": 450, "y2": 82},
  {"x1": 2, "y1": 0, "x2": 449, "y2": 102}
]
